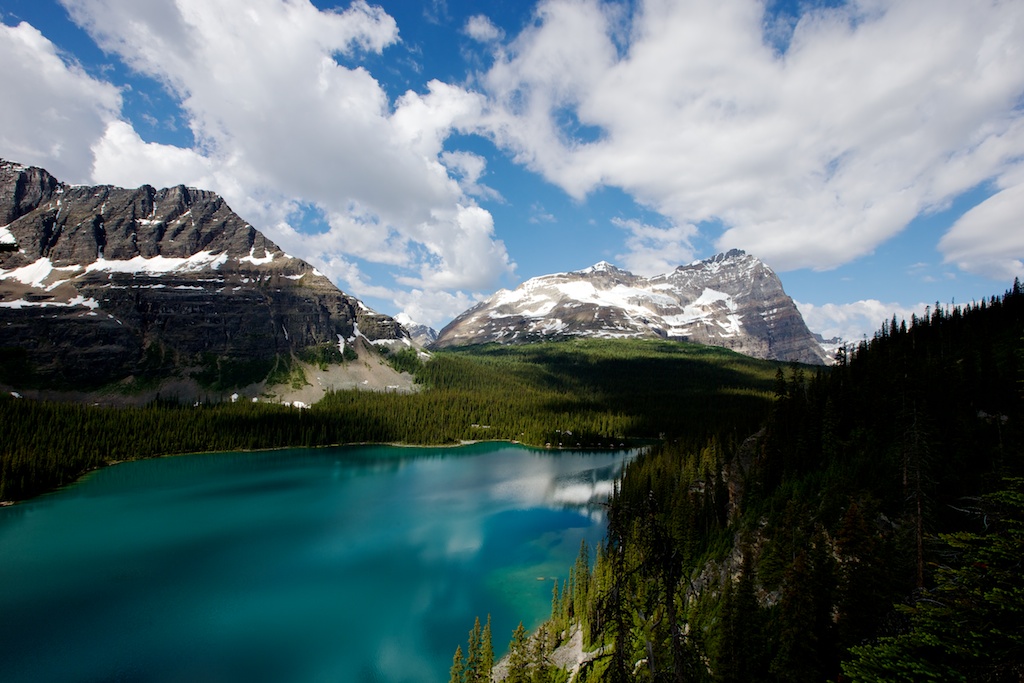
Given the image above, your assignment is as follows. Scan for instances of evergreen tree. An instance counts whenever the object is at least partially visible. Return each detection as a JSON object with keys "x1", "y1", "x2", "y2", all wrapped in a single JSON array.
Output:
[
  {"x1": 716, "y1": 551, "x2": 765, "y2": 683},
  {"x1": 835, "y1": 497, "x2": 893, "y2": 653},
  {"x1": 844, "y1": 479, "x2": 1024, "y2": 682},
  {"x1": 529, "y1": 624, "x2": 552, "y2": 683},
  {"x1": 449, "y1": 645, "x2": 465, "y2": 683},
  {"x1": 466, "y1": 617, "x2": 482, "y2": 682},
  {"x1": 480, "y1": 615, "x2": 494, "y2": 682},
  {"x1": 507, "y1": 622, "x2": 531, "y2": 683},
  {"x1": 572, "y1": 539, "x2": 591, "y2": 631}
]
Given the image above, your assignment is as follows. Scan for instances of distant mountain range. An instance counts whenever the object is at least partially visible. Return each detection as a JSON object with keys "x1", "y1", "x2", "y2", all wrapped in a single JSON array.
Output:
[
  {"x1": 433, "y1": 250, "x2": 829, "y2": 365},
  {"x1": 0, "y1": 159, "x2": 410, "y2": 399},
  {"x1": 1, "y1": 159, "x2": 829, "y2": 402}
]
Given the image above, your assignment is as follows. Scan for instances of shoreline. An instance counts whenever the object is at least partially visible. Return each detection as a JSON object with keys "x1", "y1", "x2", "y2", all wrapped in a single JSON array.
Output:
[{"x1": 1, "y1": 438, "x2": 645, "y2": 507}]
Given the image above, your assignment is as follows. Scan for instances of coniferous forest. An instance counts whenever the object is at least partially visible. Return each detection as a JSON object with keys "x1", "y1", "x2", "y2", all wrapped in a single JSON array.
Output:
[
  {"x1": 2, "y1": 283, "x2": 1023, "y2": 682},
  {"x1": 451, "y1": 282, "x2": 1023, "y2": 682},
  {"x1": 0, "y1": 338, "x2": 778, "y2": 501}
]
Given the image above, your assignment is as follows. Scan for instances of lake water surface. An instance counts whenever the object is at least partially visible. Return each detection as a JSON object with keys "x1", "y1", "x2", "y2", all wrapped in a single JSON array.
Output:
[{"x1": 0, "y1": 443, "x2": 631, "y2": 682}]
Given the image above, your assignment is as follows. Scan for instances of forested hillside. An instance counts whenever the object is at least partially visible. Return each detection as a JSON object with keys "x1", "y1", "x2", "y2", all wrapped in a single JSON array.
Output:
[
  {"x1": 6, "y1": 283, "x2": 1021, "y2": 682},
  {"x1": 477, "y1": 282, "x2": 1023, "y2": 682},
  {"x1": 0, "y1": 339, "x2": 779, "y2": 501}
]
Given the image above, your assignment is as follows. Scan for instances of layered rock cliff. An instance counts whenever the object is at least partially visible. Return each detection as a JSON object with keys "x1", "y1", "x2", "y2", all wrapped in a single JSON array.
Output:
[{"x1": 0, "y1": 159, "x2": 408, "y2": 393}]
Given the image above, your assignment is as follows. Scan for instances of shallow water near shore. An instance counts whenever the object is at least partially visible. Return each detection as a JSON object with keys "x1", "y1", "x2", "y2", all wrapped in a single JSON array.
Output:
[{"x1": 0, "y1": 443, "x2": 631, "y2": 682}]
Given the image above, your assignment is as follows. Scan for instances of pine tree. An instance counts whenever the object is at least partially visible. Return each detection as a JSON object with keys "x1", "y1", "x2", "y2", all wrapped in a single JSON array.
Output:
[
  {"x1": 716, "y1": 551, "x2": 765, "y2": 683},
  {"x1": 572, "y1": 539, "x2": 591, "y2": 631},
  {"x1": 449, "y1": 645, "x2": 465, "y2": 683},
  {"x1": 770, "y1": 549, "x2": 822, "y2": 683},
  {"x1": 466, "y1": 616, "x2": 482, "y2": 681},
  {"x1": 480, "y1": 615, "x2": 494, "y2": 682},
  {"x1": 844, "y1": 479, "x2": 1024, "y2": 682},
  {"x1": 507, "y1": 622, "x2": 531, "y2": 683}
]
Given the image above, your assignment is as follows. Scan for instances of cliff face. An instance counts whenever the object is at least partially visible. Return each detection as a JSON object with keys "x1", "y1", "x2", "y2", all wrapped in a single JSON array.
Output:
[
  {"x1": 0, "y1": 159, "x2": 407, "y2": 392},
  {"x1": 433, "y1": 251, "x2": 827, "y2": 364}
]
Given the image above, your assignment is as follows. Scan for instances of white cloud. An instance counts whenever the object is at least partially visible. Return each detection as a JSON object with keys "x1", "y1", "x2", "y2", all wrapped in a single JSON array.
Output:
[
  {"x1": 440, "y1": 150, "x2": 503, "y2": 202},
  {"x1": 92, "y1": 121, "x2": 215, "y2": 190},
  {"x1": 393, "y1": 288, "x2": 481, "y2": 330},
  {"x1": 39, "y1": 0, "x2": 515, "y2": 319},
  {"x1": 398, "y1": 204, "x2": 515, "y2": 291},
  {"x1": 796, "y1": 299, "x2": 927, "y2": 342},
  {"x1": 9, "y1": 0, "x2": 1022, "y2": 332},
  {"x1": 476, "y1": 0, "x2": 1024, "y2": 276},
  {"x1": 939, "y1": 177, "x2": 1024, "y2": 281},
  {"x1": 480, "y1": 0, "x2": 621, "y2": 195},
  {"x1": 0, "y1": 21, "x2": 121, "y2": 183},
  {"x1": 612, "y1": 218, "x2": 696, "y2": 276},
  {"x1": 464, "y1": 14, "x2": 504, "y2": 43}
]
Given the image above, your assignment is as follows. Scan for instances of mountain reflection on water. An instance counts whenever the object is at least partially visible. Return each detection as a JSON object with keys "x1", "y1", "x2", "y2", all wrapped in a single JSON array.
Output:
[{"x1": 0, "y1": 442, "x2": 634, "y2": 683}]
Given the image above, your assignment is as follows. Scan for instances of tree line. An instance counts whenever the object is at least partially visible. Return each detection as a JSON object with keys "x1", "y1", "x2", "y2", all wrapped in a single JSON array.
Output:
[
  {"x1": 488, "y1": 281, "x2": 1023, "y2": 681},
  {"x1": 0, "y1": 338, "x2": 780, "y2": 501}
]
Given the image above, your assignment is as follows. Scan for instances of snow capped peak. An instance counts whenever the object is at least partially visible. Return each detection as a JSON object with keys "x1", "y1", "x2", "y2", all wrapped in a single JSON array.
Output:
[
  {"x1": 576, "y1": 260, "x2": 622, "y2": 274},
  {"x1": 395, "y1": 312, "x2": 439, "y2": 346},
  {"x1": 0, "y1": 159, "x2": 28, "y2": 173},
  {"x1": 434, "y1": 249, "x2": 828, "y2": 364},
  {"x1": 685, "y1": 249, "x2": 750, "y2": 269}
]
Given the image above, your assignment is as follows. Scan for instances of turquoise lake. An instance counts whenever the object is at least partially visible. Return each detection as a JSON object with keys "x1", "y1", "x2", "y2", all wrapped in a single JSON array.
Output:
[{"x1": 0, "y1": 443, "x2": 631, "y2": 682}]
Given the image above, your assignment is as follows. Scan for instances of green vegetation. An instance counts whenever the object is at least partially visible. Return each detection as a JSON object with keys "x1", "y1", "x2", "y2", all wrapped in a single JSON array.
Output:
[
  {"x1": 410, "y1": 339, "x2": 777, "y2": 446},
  {"x1": 0, "y1": 338, "x2": 781, "y2": 501},
  {"x1": 298, "y1": 342, "x2": 352, "y2": 369},
  {"x1": 382, "y1": 345, "x2": 424, "y2": 374},
  {"x1": 450, "y1": 615, "x2": 494, "y2": 683},
  {"x1": 190, "y1": 353, "x2": 276, "y2": 391},
  {"x1": 5, "y1": 282, "x2": 1022, "y2": 681},
  {"x1": 263, "y1": 354, "x2": 310, "y2": 390},
  {"x1": 474, "y1": 282, "x2": 1023, "y2": 681}
]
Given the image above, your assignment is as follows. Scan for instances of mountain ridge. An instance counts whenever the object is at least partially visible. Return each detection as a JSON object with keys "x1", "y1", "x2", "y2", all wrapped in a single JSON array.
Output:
[
  {"x1": 433, "y1": 249, "x2": 828, "y2": 364},
  {"x1": 0, "y1": 158, "x2": 413, "y2": 400}
]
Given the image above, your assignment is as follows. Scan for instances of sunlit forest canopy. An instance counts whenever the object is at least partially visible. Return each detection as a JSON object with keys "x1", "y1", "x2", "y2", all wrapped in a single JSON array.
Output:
[{"x1": 1, "y1": 338, "x2": 783, "y2": 501}]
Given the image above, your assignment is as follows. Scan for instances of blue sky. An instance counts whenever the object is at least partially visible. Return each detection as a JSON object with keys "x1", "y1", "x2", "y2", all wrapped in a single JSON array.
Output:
[{"x1": 2, "y1": 0, "x2": 1023, "y2": 340}]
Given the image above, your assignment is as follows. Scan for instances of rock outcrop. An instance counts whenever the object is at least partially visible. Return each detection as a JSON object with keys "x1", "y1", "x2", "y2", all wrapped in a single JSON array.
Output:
[{"x1": 0, "y1": 159, "x2": 408, "y2": 393}]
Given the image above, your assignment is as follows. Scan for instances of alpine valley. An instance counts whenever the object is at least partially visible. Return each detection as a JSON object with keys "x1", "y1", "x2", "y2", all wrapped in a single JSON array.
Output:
[
  {"x1": 0, "y1": 158, "x2": 831, "y2": 402},
  {"x1": 2, "y1": 156, "x2": 1022, "y2": 683},
  {"x1": 433, "y1": 252, "x2": 829, "y2": 365},
  {"x1": 0, "y1": 159, "x2": 413, "y2": 402}
]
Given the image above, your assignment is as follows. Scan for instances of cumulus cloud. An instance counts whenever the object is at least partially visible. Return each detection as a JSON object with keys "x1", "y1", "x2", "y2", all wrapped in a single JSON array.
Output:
[
  {"x1": 392, "y1": 288, "x2": 481, "y2": 330},
  {"x1": 612, "y1": 218, "x2": 696, "y2": 276},
  {"x1": 92, "y1": 121, "x2": 215, "y2": 191},
  {"x1": 464, "y1": 14, "x2": 504, "y2": 43},
  {"x1": 476, "y1": 0, "x2": 1024, "y2": 276},
  {"x1": 398, "y1": 204, "x2": 515, "y2": 290},
  {"x1": 440, "y1": 150, "x2": 503, "y2": 202},
  {"x1": 0, "y1": 21, "x2": 121, "y2": 183},
  {"x1": 939, "y1": 178, "x2": 1024, "y2": 281},
  {"x1": 32, "y1": 0, "x2": 515, "y2": 328},
  {"x1": 796, "y1": 299, "x2": 928, "y2": 342},
  {"x1": 7, "y1": 0, "x2": 1022, "y2": 331}
]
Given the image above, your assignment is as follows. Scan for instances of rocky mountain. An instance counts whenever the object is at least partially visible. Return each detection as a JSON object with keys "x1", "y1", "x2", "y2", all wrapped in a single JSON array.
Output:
[
  {"x1": 394, "y1": 313, "x2": 438, "y2": 347},
  {"x1": 433, "y1": 250, "x2": 828, "y2": 364},
  {"x1": 0, "y1": 159, "x2": 410, "y2": 397}
]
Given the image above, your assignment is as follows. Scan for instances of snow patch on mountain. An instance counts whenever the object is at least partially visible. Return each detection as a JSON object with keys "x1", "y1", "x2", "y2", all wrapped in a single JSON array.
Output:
[
  {"x1": 85, "y1": 251, "x2": 230, "y2": 275},
  {"x1": 434, "y1": 250, "x2": 829, "y2": 364}
]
